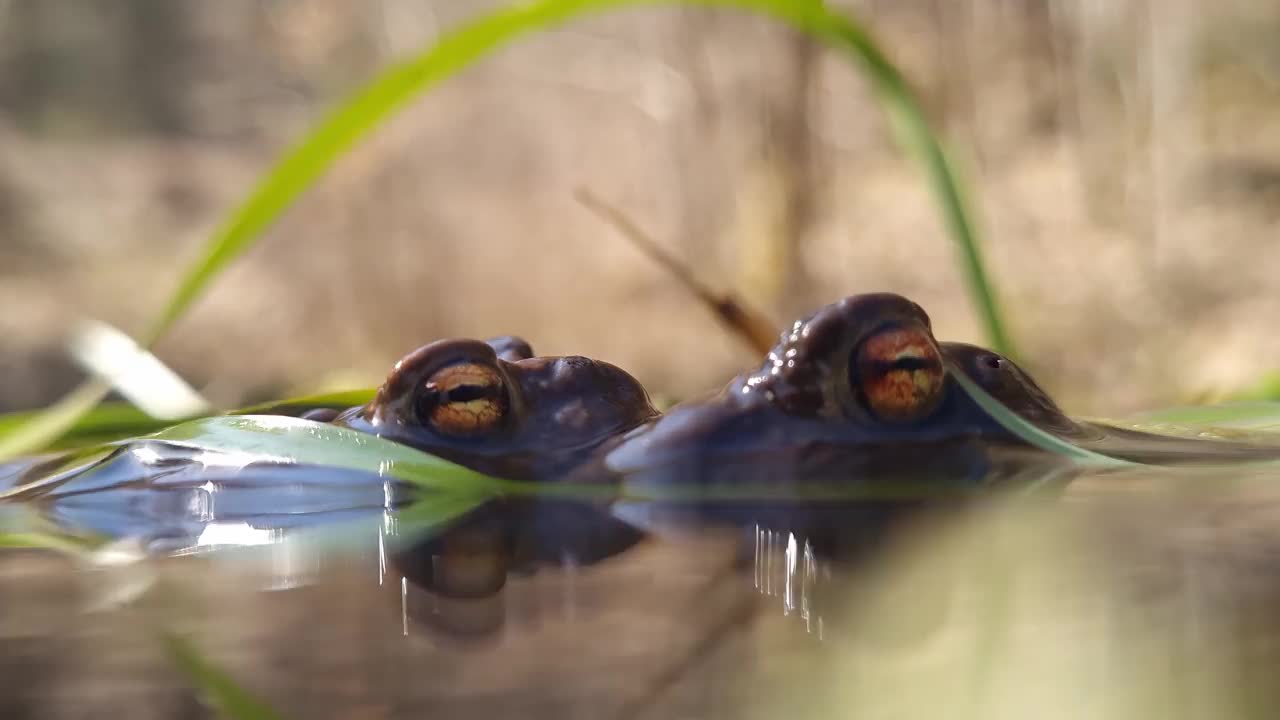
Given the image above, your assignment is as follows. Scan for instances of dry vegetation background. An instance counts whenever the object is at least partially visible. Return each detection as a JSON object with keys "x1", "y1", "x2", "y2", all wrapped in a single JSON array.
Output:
[{"x1": 2, "y1": 0, "x2": 1280, "y2": 416}]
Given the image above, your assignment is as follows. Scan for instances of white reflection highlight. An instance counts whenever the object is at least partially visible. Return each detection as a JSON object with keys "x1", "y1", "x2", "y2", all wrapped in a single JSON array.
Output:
[
  {"x1": 266, "y1": 533, "x2": 319, "y2": 591},
  {"x1": 185, "y1": 486, "x2": 212, "y2": 522},
  {"x1": 378, "y1": 517, "x2": 388, "y2": 586},
  {"x1": 131, "y1": 445, "x2": 163, "y2": 465},
  {"x1": 784, "y1": 532, "x2": 799, "y2": 615},
  {"x1": 196, "y1": 522, "x2": 280, "y2": 548},
  {"x1": 193, "y1": 450, "x2": 275, "y2": 471},
  {"x1": 755, "y1": 525, "x2": 826, "y2": 637},
  {"x1": 401, "y1": 576, "x2": 409, "y2": 637},
  {"x1": 802, "y1": 540, "x2": 820, "y2": 637},
  {"x1": 244, "y1": 415, "x2": 308, "y2": 431}
]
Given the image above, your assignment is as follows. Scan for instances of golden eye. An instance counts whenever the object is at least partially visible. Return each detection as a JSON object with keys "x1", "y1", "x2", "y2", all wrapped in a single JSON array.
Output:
[
  {"x1": 417, "y1": 362, "x2": 509, "y2": 437},
  {"x1": 853, "y1": 326, "x2": 945, "y2": 423}
]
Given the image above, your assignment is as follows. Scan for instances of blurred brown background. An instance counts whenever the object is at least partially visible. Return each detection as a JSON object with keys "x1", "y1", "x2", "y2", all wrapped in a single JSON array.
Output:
[{"x1": 2, "y1": 0, "x2": 1279, "y2": 416}]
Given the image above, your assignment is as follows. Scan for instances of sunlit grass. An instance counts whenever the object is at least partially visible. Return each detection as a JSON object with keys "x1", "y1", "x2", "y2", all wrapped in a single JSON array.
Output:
[
  {"x1": 147, "y1": 415, "x2": 509, "y2": 494},
  {"x1": 0, "y1": 0, "x2": 1005, "y2": 462},
  {"x1": 0, "y1": 390, "x2": 379, "y2": 453}
]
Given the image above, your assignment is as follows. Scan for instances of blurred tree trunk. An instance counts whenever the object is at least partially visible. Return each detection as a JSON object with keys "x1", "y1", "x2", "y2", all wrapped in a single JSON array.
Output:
[
  {"x1": 123, "y1": 0, "x2": 191, "y2": 136},
  {"x1": 0, "y1": 0, "x2": 190, "y2": 135},
  {"x1": 0, "y1": 0, "x2": 62, "y2": 129}
]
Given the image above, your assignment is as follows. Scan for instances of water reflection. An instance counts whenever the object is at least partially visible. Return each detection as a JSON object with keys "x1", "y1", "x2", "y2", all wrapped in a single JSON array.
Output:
[
  {"x1": 390, "y1": 499, "x2": 841, "y2": 642},
  {"x1": 753, "y1": 527, "x2": 826, "y2": 637},
  {"x1": 8, "y1": 445, "x2": 1280, "y2": 717},
  {"x1": 0, "y1": 438, "x2": 1080, "y2": 646},
  {"x1": 390, "y1": 499, "x2": 645, "y2": 640}
]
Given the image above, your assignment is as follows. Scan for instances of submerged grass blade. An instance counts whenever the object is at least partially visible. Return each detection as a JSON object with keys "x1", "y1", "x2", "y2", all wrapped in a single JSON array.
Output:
[
  {"x1": 0, "y1": 0, "x2": 1006, "y2": 459},
  {"x1": 161, "y1": 632, "x2": 286, "y2": 720},
  {"x1": 0, "y1": 531, "x2": 94, "y2": 555},
  {"x1": 948, "y1": 364, "x2": 1135, "y2": 468},
  {"x1": 390, "y1": 491, "x2": 496, "y2": 547},
  {"x1": 0, "y1": 501, "x2": 108, "y2": 553}
]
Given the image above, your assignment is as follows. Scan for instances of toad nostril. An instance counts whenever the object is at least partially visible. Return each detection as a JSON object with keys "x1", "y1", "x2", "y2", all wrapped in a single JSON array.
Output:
[{"x1": 982, "y1": 355, "x2": 1003, "y2": 371}]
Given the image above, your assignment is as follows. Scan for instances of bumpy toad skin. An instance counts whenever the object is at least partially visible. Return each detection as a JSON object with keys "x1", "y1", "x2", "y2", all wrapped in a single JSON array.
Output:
[
  {"x1": 332, "y1": 337, "x2": 659, "y2": 481},
  {"x1": 590, "y1": 293, "x2": 1011, "y2": 490},
  {"x1": 943, "y1": 341, "x2": 1280, "y2": 464},
  {"x1": 587, "y1": 292, "x2": 1280, "y2": 490}
]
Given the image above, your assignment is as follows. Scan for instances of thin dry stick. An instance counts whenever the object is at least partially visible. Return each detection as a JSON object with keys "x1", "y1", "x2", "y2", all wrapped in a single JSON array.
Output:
[{"x1": 575, "y1": 188, "x2": 780, "y2": 355}]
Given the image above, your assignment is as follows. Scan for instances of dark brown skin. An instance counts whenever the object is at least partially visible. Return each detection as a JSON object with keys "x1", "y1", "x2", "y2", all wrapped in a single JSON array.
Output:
[
  {"x1": 940, "y1": 341, "x2": 1092, "y2": 440},
  {"x1": 19, "y1": 292, "x2": 1276, "y2": 554},
  {"x1": 590, "y1": 293, "x2": 1280, "y2": 494},
  {"x1": 322, "y1": 336, "x2": 654, "y2": 628},
  {"x1": 943, "y1": 340, "x2": 1280, "y2": 463},
  {"x1": 299, "y1": 305, "x2": 1045, "y2": 490},
  {"x1": 591, "y1": 293, "x2": 1019, "y2": 493},
  {"x1": 329, "y1": 336, "x2": 659, "y2": 482}
]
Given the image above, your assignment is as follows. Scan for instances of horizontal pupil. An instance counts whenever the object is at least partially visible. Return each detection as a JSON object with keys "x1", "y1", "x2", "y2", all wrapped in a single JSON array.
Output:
[
  {"x1": 870, "y1": 356, "x2": 940, "y2": 375},
  {"x1": 441, "y1": 383, "x2": 499, "y2": 404}
]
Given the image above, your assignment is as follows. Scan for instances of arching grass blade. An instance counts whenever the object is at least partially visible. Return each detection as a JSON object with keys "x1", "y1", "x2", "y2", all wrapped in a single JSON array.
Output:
[{"x1": 0, "y1": 0, "x2": 1008, "y2": 459}]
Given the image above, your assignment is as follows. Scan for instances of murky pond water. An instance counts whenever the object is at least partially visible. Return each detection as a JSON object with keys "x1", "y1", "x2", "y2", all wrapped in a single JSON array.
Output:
[{"x1": 4, "y1": 444, "x2": 1280, "y2": 719}]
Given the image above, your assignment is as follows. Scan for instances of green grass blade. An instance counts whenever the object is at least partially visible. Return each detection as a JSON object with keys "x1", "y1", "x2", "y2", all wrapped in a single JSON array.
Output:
[
  {"x1": 0, "y1": 531, "x2": 94, "y2": 555},
  {"x1": 0, "y1": 401, "x2": 145, "y2": 438},
  {"x1": 948, "y1": 364, "x2": 1135, "y2": 468},
  {"x1": 754, "y1": 2, "x2": 1013, "y2": 356},
  {"x1": 0, "y1": 502, "x2": 107, "y2": 553},
  {"x1": 141, "y1": 0, "x2": 609, "y2": 344},
  {"x1": 390, "y1": 491, "x2": 495, "y2": 547},
  {"x1": 145, "y1": 415, "x2": 511, "y2": 493},
  {"x1": 0, "y1": 390, "x2": 376, "y2": 454},
  {"x1": 229, "y1": 389, "x2": 375, "y2": 416},
  {"x1": 161, "y1": 632, "x2": 287, "y2": 720},
  {"x1": 0, "y1": 0, "x2": 1007, "y2": 459},
  {"x1": 1129, "y1": 401, "x2": 1280, "y2": 430},
  {"x1": 0, "y1": 402, "x2": 179, "y2": 451},
  {"x1": 0, "y1": 381, "x2": 114, "y2": 461},
  {"x1": 895, "y1": 119, "x2": 1010, "y2": 356}
]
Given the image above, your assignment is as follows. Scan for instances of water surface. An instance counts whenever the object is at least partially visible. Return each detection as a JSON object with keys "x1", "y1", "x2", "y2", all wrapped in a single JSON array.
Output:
[{"x1": 4, "y1": 444, "x2": 1280, "y2": 719}]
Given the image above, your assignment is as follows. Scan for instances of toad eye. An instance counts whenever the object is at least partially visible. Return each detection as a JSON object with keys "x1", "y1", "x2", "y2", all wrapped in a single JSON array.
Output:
[
  {"x1": 852, "y1": 326, "x2": 946, "y2": 423},
  {"x1": 416, "y1": 362, "x2": 510, "y2": 437}
]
